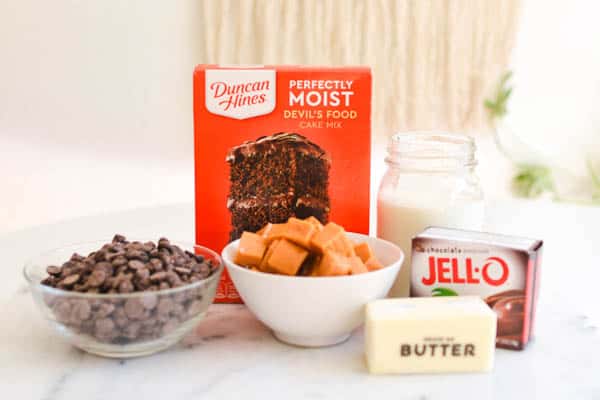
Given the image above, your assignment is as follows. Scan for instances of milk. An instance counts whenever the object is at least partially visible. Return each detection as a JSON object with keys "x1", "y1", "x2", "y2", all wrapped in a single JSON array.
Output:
[{"x1": 377, "y1": 197, "x2": 484, "y2": 297}]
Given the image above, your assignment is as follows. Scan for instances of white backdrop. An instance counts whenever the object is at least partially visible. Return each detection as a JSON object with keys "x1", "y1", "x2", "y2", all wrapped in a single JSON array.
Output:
[{"x1": 1, "y1": 0, "x2": 599, "y2": 234}]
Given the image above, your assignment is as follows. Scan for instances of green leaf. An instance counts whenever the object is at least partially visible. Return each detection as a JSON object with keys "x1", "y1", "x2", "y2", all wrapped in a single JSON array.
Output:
[
  {"x1": 484, "y1": 71, "x2": 513, "y2": 120},
  {"x1": 500, "y1": 71, "x2": 513, "y2": 86},
  {"x1": 431, "y1": 287, "x2": 459, "y2": 297},
  {"x1": 587, "y1": 158, "x2": 600, "y2": 189},
  {"x1": 586, "y1": 158, "x2": 600, "y2": 203},
  {"x1": 501, "y1": 87, "x2": 513, "y2": 102},
  {"x1": 512, "y1": 164, "x2": 555, "y2": 198}
]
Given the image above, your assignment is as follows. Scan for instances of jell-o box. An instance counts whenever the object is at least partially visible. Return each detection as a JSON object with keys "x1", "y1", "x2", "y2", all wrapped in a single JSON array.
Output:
[
  {"x1": 365, "y1": 296, "x2": 497, "y2": 374},
  {"x1": 411, "y1": 227, "x2": 543, "y2": 350}
]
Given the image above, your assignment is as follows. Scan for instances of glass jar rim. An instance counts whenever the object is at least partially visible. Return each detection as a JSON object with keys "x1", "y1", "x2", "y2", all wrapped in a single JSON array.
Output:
[{"x1": 387, "y1": 131, "x2": 476, "y2": 167}]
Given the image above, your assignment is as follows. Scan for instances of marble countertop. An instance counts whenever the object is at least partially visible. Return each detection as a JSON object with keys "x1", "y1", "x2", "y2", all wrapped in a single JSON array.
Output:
[{"x1": 1, "y1": 202, "x2": 599, "y2": 399}]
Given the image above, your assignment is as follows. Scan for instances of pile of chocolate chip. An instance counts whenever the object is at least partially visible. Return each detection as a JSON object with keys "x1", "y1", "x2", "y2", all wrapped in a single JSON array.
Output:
[{"x1": 40, "y1": 235, "x2": 220, "y2": 343}]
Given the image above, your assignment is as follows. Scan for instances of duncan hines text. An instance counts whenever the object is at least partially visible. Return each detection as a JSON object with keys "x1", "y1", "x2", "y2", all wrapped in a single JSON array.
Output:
[{"x1": 205, "y1": 69, "x2": 276, "y2": 120}]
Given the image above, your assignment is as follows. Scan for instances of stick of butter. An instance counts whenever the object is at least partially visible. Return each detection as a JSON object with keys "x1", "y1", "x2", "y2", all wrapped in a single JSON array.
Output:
[{"x1": 365, "y1": 296, "x2": 497, "y2": 374}]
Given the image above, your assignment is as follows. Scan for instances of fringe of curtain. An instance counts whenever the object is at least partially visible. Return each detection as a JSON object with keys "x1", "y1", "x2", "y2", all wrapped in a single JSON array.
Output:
[{"x1": 197, "y1": 0, "x2": 521, "y2": 143}]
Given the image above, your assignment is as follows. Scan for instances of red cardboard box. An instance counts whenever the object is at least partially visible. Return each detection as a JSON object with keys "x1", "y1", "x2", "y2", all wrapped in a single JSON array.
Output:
[{"x1": 193, "y1": 65, "x2": 372, "y2": 303}]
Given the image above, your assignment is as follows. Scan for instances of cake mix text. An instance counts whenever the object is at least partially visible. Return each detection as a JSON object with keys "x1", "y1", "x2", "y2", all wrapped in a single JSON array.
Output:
[{"x1": 288, "y1": 79, "x2": 355, "y2": 107}]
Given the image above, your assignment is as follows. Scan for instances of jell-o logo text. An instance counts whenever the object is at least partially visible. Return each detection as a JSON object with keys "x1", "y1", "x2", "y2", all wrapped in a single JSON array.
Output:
[{"x1": 421, "y1": 256, "x2": 510, "y2": 286}]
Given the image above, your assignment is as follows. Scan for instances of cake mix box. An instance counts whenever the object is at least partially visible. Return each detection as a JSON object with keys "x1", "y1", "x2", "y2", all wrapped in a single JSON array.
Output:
[{"x1": 193, "y1": 65, "x2": 372, "y2": 303}]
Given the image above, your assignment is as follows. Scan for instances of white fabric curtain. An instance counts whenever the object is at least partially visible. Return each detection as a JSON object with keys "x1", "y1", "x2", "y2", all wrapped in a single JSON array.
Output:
[{"x1": 198, "y1": 0, "x2": 521, "y2": 145}]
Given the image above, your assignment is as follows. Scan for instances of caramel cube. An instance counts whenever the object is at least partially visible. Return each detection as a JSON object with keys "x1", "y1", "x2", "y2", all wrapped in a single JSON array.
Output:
[
  {"x1": 319, "y1": 232, "x2": 355, "y2": 257},
  {"x1": 304, "y1": 216, "x2": 324, "y2": 231},
  {"x1": 265, "y1": 239, "x2": 309, "y2": 276},
  {"x1": 313, "y1": 251, "x2": 352, "y2": 276},
  {"x1": 324, "y1": 234, "x2": 344, "y2": 254},
  {"x1": 365, "y1": 256, "x2": 384, "y2": 271},
  {"x1": 259, "y1": 239, "x2": 281, "y2": 271},
  {"x1": 235, "y1": 232, "x2": 267, "y2": 268},
  {"x1": 311, "y1": 222, "x2": 345, "y2": 253},
  {"x1": 256, "y1": 223, "x2": 272, "y2": 237},
  {"x1": 349, "y1": 256, "x2": 368, "y2": 275},
  {"x1": 354, "y1": 242, "x2": 375, "y2": 263},
  {"x1": 283, "y1": 217, "x2": 316, "y2": 248},
  {"x1": 263, "y1": 223, "x2": 288, "y2": 244},
  {"x1": 340, "y1": 235, "x2": 357, "y2": 257}
]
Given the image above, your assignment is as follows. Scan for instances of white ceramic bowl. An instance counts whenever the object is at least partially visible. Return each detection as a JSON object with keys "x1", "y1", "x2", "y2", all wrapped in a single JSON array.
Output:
[{"x1": 222, "y1": 232, "x2": 403, "y2": 347}]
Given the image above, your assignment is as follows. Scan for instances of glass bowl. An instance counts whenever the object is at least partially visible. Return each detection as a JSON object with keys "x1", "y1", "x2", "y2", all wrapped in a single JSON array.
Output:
[{"x1": 24, "y1": 240, "x2": 223, "y2": 358}]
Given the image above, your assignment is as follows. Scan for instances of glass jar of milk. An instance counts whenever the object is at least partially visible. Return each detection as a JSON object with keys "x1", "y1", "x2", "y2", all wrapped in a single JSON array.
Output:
[{"x1": 377, "y1": 132, "x2": 484, "y2": 297}]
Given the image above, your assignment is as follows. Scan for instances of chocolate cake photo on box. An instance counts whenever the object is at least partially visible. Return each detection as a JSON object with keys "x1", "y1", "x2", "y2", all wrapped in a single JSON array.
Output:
[{"x1": 226, "y1": 133, "x2": 330, "y2": 241}]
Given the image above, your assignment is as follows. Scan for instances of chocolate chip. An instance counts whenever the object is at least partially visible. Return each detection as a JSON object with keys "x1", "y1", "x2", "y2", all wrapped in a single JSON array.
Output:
[
  {"x1": 60, "y1": 274, "x2": 80, "y2": 287},
  {"x1": 173, "y1": 256, "x2": 186, "y2": 267},
  {"x1": 113, "y1": 234, "x2": 126, "y2": 243},
  {"x1": 95, "y1": 303, "x2": 115, "y2": 318},
  {"x1": 142, "y1": 242, "x2": 155, "y2": 252},
  {"x1": 166, "y1": 271, "x2": 182, "y2": 287},
  {"x1": 123, "y1": 322, "x2": 142, "y2": 339},
  {"x1": 118, "y1": 280, "x2": 134, "y2": 294},
  {"x1": 174, "y1": 267, "x2": 191, "y2": 275},
  {"x1": 127, "y1": 260, "x2": 145, "y2": 270},
  {"x1": 105, "y1": 251, "x2": 123, "y2": 262},
  {"x1": 156, "y1": 298, "x2": 175, "y2": 316},
  {"x1": 135, "y1": 268, "x2": 150, "y2": 280},
  {"x1": 126, "y1": 249, "x2": 147, "y2": 261},
  {"x1": 158, "y1": 253, "x2": 172, "y2": 265},
  {"x1": 130, "y1": 241, "x2": 144, "y2": 250},
  {"x1": 140, "y1": 295, "x2": 158, "y2": 310},
  {"x1": 94, "y1": 251, "x2": 107, "y2": 262},
  {"x1": 46, "y1": 266, "x2": 61, "y2": 276},
  {"x1": 124, "y1": 299, "x2": 145, "y2": 320},
  {"x1": 148, "y1": 258, "x2": 163, "y2": 271},
  {"x1": 52, "y1": 300, "x2": 72, "y2": 321},
  {"x1": 94, "y1": 261, "x2": 113, "y2": 273},
  {"x1": 42, "y1": 276, "x2": 57, "y2": 286},
  {"x1": 71, "y1": 253, "x2": 85, "y2": 262},
  {"x1": 87, "y1": 269, "x2": 107, "y2": 287},
  {"x1": 95, "y1": 318, "x2": 116, "y2": 339},
  {"x1": 111, "y1": 255, "x2": 128, "y2": 267},
  {"x1": 71, "y1": 300, "x2": 91, "y2": 320},
  {"x1": 73, "y1": 283, "x2": 89, "y2": 292},
  {"x1": 150, "y1": 271, "x2": 167, "y2": 282}
]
